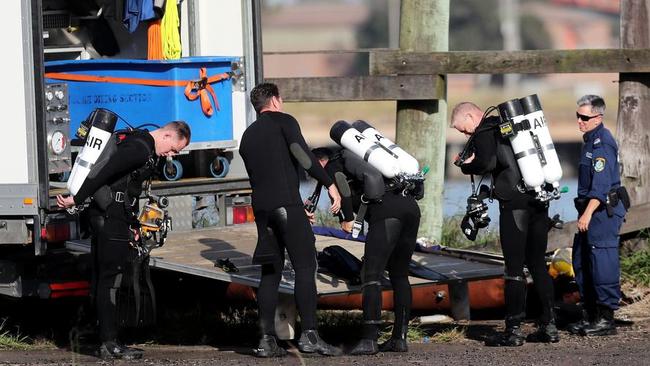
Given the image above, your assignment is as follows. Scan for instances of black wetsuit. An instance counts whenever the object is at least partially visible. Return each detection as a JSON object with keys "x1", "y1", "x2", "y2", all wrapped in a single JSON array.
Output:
[
  {"x1": 325, "y1": 151, "x2": 421, "y2": 341},
  {"x1": 461, "y1": 116, "x2": 554, "y2": 328},
  {"x1": 240, "y1": 111, "x2": 333, "y2": 335},
  {"x1": 74, "y1": 130, "x2": 156, "y2": 343}
]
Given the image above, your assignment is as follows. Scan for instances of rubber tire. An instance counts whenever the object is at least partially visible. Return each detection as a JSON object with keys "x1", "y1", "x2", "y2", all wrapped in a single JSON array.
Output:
[
  {"x1": 56, "y1": 171, "x2": 71, "y2": 182},
  {"x1": 162, "y1": 159, "x2": 184, "y2": 181},
  {"x1": 209, "y1": 156, "x2": 230, "y2": 178}
]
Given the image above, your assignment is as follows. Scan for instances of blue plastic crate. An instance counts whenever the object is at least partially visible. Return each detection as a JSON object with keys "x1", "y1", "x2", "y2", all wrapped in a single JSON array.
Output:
[{"x1": 45, "y1": 57, "x2": 237, "y2": 146}]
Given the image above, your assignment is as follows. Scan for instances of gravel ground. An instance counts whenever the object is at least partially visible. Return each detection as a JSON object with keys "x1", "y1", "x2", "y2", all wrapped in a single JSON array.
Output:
[
  {"x1": 1, "y1": 316, "x2": 648, "y2": 366},
  {"x1": 2, "y1": 277, "x2": 648, "y2": 366}
]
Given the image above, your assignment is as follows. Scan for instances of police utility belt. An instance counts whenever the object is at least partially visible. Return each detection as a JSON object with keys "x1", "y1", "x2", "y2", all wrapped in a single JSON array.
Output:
[{"x1": 574, "y1": 186, "x2": 630, "y2": 217}]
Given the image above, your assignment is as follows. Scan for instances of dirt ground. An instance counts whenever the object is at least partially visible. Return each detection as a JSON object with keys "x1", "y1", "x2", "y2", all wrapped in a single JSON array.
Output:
[
  {"x1": 1, "y1": 295, "x2": 649, "y2": 366},
  {"x1": 1, "y1": 320, "x2": 649, "y2": 365}
]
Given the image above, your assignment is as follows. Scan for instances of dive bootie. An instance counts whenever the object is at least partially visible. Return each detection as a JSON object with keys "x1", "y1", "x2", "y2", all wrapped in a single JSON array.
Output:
[
  {"x1": 485, "y1": 326, "x2": 525, "y2": 347},
  {"x1": 526, "y1": 321, "x2": 560, "y2": 343},
  {"x1": 378, "y1": 337, "x2": 408, "y2": 352},
  {"x1": 349, "y1": 338, "x2": 379, "y2": 355},
  {"x1": 297, "y1": 329, "x2": 342, "y2": 356},
  {"x1": 254, "y1": 335, "x2": 287, "y2": 358},
  {"x1": 581, "y1": 306, "x2": 616, "y2": 336},
  {"x1": 99, "y1": 341, "x2": 144, "y2": 360},
  {"x1": 380, "y1": 313, "x2": 409, "y2": 352}
]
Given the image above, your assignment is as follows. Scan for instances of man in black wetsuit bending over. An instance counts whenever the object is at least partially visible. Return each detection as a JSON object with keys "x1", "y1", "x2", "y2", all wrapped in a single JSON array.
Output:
[
  {"x1": 240, "y1": 83, "x2": 342, "y2": 357},
  {"x1": 451, "y1": 102, "x2": 557, "y2": 346},
  {"x1": 57, "y1": 121, "x2": 190, "y2": 360}
]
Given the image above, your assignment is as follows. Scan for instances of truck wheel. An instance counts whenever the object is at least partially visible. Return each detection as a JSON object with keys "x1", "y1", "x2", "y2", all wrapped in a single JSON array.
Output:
[
  {"x1": 209, "y1": 156, "x2": 230, "y2": 178},
  {"x1": 162, "y1": 159, "x2": 183, "y2": 181},
  {"x1": 55, "y1": 171, "x2": 71, "y2": 182}
]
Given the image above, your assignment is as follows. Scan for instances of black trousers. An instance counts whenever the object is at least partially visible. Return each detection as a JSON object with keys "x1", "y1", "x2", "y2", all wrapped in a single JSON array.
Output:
[
  {"x1": 254, "y1": 205, "x2": 319, "y2": 335},
  {"x1": 499, "y1": 195, "x2": 554, "y2": 327},
  {"x1": 93, "y1": 206, "x2": 134, "y2": 343},
  {"x1": 361, "y1": 194, "x2": 421, "y2": 340}
]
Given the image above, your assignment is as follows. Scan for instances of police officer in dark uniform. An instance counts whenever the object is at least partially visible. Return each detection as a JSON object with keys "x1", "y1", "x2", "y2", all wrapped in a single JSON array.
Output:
[
  {"x1": 569, "y1": 95, "x2": 627, "y2": 336},
  {"x1": 451, "y1": 102, "x2": 558, "y2": 346},
  {"x1": 240, "y1": 83, "x2": 342, "y2": 357},
  {"x1": 311, "y1": 143, "x2": 422, "y2": 355},
  {"x1": 57, "y1": 120, "x2": 190, "y2": 360}
]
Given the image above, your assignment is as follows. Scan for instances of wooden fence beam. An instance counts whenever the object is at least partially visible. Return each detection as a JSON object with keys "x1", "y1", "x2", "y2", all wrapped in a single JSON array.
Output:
[
  {"x1": 265, "y1": 75, "x2": 443, "y2": 102},
  {"x1": 370, "y1": 49, "x2": 650, "y2": 75}
]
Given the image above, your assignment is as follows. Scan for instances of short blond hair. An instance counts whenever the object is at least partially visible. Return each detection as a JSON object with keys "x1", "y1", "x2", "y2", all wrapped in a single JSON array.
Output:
[{"x1": 450, "y1": 102, "x2": 481, "y2": 128}]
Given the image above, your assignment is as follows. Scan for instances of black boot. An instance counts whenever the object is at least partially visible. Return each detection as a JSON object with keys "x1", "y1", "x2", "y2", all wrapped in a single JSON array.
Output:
[
  {"x1": 567, "y1": 307, "x2": 593, "y2": 335},
  {"x1": 526, "y1": 321, "x2": 560, "y2": 343},
  {"x1": 378, "y1": 337, "x2": 408, "y2": 352},
  {"x1": 297, "y1": 329, "x2": 342, "y2": 356},
  {"x1": 485, "y1": 326, "x2": 525, "y2": 347},
  {"x1": 254, "y1": 335, "x2": 287, "y2": 358},
  {"x1": 581, "y1": 306, "x2": 616, "y2": 336},
  {"x1": 379, "y1": 309, "x2": 409, "y2": 352},
  {"x1": 99, "y1": 341, "x2": 144, "y2": 360},
  {"x1": 349, "y1": 338, "x2": 379, "y2": 355}
]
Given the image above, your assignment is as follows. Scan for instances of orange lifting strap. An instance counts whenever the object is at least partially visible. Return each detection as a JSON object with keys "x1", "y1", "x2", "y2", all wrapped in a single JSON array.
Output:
[{"x1": 45, "y1": 67, "x2": 231, "y2": 117}]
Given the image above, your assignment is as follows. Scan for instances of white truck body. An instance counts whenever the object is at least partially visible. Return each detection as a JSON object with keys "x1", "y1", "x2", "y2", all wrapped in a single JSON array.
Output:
[{"x1": 0, "y1": 0, "x2": 261, "y2": 297}]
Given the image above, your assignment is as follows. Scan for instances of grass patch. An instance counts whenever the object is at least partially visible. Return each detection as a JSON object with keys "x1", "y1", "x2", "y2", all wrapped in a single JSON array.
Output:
[
  {"x1": 317, "y1": 310, "x2": 364, "y2": 344},
  {"x1": 621, "y1": 248, "x2": 650, "y2": 287},
  {"x1": 147, "y1": 304, "x2": 260, "y2": 346},
  {"x1": 427, "y1": 326, "x2": 466, "y2": 343},
  {"x1": 315, "y1": 209, "x2": 342, "y2": 228},
  {"x1": 0, "y1": 319, "x2": 30, "y2": 350},
  {"x1": 378, "y1": 323, "x2": 427, "y2": 343},
  {"x1": 441, "y1": 215, "x2": 500, "y2": 252}
]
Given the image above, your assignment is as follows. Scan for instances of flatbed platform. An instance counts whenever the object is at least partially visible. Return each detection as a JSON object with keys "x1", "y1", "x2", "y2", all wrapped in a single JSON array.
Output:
[{"x1": 68, "y1": 223, "x2": 504, "y2": 297}]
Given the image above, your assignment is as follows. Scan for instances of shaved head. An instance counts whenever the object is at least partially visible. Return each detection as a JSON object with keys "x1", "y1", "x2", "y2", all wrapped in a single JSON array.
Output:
[
  {"x1": 451, "y1": 102, "x2": 482, "y2": 128},
  {"x1": 450, "y1": 102, "x2": 484, "y2": 137}
]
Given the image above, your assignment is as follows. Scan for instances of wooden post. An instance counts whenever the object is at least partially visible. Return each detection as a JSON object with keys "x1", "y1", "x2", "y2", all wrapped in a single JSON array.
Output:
[
  {"x1": 617, "y1": 1, "x2": 650, "y2": 205},
  {"x1": 396, "y1": 0, "x2": 449, "y2": 242},
  {"x1": 448, "y1": 281, "x2": 470, "y2": 321}
]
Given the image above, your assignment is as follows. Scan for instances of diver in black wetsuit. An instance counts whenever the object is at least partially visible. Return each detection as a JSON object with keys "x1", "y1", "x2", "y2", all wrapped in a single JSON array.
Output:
[
  {"x1": 239, "y1": 83, "x2": 342, "y2": 357},
  {"x1": 451, "y1": 101, "x2": 557, "y2": 346},
  {"x1": 57, "y1": 121, "x2": 190, "y2": 360},
  {"x1": 312, "y1": 147, "x2": 422, "y2": 355}
]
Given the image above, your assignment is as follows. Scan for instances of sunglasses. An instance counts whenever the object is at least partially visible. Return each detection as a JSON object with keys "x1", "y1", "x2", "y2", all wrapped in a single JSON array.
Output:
[{"x1": 576, "y1": 112, "x2": 602, "y2": 122}]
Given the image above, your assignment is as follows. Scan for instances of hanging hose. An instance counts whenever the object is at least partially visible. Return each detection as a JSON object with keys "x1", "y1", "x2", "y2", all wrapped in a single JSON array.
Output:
[
  {"x1": 161, "y1": 0, "x2": 181, "y2": 60},
  {"x1": 147, "y1": 19, "x2": 163, "y2": 60}
]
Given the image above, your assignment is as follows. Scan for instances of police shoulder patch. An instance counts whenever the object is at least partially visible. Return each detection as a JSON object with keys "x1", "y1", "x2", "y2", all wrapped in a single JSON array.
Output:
[{"x1": 594, "y1": 157, "x2": 606, "y2": 172}]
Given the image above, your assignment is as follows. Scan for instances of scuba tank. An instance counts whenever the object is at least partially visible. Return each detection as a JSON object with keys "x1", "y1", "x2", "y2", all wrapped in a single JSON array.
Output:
[
  {"x1": 330, "y1": 120, "x2": 401, "y2": 179},
  {"x1": 497, "y1": 99, "x2": 545, "y2": 194},
  {"x1": 351, "y1": 120, "x2": 420, "y2": 175},
  {"x1": 519, "y1": 94, "x2": 563, "y2": 193},
  {"x1": 67, "y1": 108, "x2": 118, "y2": 195}
]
